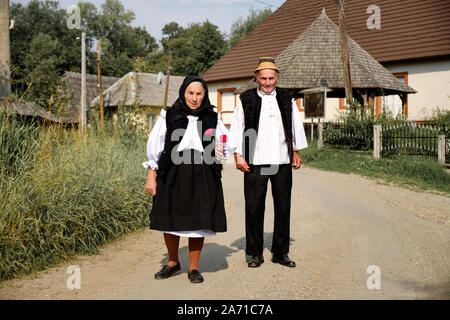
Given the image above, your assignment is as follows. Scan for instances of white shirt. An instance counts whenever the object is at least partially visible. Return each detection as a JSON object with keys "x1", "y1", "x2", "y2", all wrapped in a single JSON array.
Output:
[
  {"x1": 142, "y1": 109, "x2": 236, "y2": 170},
  {"x1": 229, "y1": 88, "x2": 308, "y2": 165}
]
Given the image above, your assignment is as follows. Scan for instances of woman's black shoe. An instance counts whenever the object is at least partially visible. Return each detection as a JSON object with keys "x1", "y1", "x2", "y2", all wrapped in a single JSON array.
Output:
[
  {"x1": 154, "y1": 262, "x2": 181, "y2": 279},
  {"x1": 188, "y1": 270, "x2": 204, "y2": 283}
]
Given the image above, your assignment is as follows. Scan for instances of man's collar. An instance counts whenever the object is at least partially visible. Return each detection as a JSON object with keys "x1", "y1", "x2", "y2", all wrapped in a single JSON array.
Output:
[{"x1": 257, "y1": 88, "x2": 276, "y2": 97}]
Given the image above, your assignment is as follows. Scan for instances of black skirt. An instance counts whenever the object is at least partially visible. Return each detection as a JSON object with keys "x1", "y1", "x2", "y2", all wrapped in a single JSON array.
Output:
[{"x1": 149, "y1": 150, "x2": 227, "y2": 233}]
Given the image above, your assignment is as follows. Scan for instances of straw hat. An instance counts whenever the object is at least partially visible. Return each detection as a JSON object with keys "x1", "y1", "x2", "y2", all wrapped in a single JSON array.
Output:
[{"x1": 254, "y1": 57, "x2": 279, "y2": 73}]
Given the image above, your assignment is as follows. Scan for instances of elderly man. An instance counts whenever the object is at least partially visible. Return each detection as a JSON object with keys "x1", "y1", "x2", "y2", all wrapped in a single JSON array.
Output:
[{"x1": 230, "y1": 57, "x2": 308, "y2": 268}]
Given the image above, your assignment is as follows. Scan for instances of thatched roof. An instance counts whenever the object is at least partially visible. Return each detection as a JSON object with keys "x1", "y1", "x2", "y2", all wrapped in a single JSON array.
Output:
[
  {"x1": 61, "y1": 71, "x2": 119, "y2": 123},
  {"x1": 0, "y1": 99, "x2": 61, "y2": 123},
  {"x1": 91, "y1": 72, "x2": 185, "y2": 108},
  {"x1": 274, "y1": 9, "x2": 417, "y2": 97}
]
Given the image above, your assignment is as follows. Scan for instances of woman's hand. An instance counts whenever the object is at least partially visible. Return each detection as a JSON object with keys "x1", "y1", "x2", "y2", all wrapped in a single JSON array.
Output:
[
  {"x1": 215, "y1": 144, "x2": 224, "y2": 161},
  {"x1": 145, "y1": 169, "x2": 157, "y2": 196}
]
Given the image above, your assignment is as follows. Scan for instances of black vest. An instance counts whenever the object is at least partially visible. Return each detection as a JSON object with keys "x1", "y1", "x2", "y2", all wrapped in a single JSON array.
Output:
[
  {"x1": 239, "y1": 87, "x2": 294, "y2": 164},
  {"x1": 157, "y1": 107, "x2": 222, "y2": 180}
]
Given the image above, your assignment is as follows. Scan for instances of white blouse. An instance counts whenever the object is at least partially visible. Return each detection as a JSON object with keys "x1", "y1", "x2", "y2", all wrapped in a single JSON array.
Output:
[
  {"x1": 229, "y1": 88, "x2": 308, "y2": 165},
  {"x1": 142, "y1": 109, "x2": 236, "y2": 170}
]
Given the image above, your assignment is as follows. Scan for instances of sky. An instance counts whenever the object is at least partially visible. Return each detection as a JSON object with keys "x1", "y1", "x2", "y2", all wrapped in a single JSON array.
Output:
[{"x1": 14, "y1": 0, "x2": 286, "y2": 42}]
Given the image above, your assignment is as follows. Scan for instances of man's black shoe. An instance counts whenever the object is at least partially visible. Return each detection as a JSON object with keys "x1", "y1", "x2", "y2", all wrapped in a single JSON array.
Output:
[
  {"x1": 272, "y1": 254, "x2": 296, "y2": 267},
  {"x1": 247, "y1": 255, "x2": 264, "y2": 268},
  {"x1": 154, "y1": 262, "x2": 181, "y2": 279}
]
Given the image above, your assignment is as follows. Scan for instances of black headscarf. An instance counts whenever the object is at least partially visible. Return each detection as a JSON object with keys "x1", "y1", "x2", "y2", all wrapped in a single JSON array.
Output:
[{"x1": 171, "y1": 75, "x2": 213, "y2": 116}]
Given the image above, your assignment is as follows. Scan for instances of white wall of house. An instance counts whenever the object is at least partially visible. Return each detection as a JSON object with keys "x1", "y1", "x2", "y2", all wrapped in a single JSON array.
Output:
[
  {"x1": 383, "y1": 57, "x2": 450, "y2": 120},
  {"x1": 208, "y1": 79, "x2": 250, "y2": 125}
]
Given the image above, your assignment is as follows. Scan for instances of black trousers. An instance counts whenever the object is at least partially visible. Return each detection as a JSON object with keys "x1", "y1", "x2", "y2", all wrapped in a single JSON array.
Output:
[{"x1": 244, "y1": 164, "x2": 292, "y2": 257}]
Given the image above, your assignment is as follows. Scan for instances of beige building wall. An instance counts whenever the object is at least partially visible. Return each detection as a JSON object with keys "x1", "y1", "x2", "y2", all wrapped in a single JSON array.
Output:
[
  {"x1": 208, "y1": 79, "x2": 251, "y2": 126},
  {"x1": 384, "y1": 58, "x2": 450, "y2": 120}
]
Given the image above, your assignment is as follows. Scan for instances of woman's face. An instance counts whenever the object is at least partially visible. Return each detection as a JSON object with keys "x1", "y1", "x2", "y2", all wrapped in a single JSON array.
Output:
[{"x1": 184, "y1": 82, "x2": 205, "y2": 110}]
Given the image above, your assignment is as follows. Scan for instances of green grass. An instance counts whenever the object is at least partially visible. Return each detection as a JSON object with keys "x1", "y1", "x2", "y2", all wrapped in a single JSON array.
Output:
[
  {"x1": 0, "y1": 114, "x2": 152, "y2": 280},
  {"x1": 299, "y1": 140, "x2": 450, "y2": 195}
]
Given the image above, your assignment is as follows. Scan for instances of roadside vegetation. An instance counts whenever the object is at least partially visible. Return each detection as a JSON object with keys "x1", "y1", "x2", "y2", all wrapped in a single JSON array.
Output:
[{"x1": 0, "y1": 112, "x2": 151, "y2": 280}]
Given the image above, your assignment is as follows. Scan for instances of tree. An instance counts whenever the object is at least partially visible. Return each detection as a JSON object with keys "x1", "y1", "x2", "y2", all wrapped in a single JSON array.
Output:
[
  {"x1": 229, "y1": 8, "x2": 272, "y2": 48},
  {"x1": 9, "y1": 0, "x2": 158, "y2": 108},
  {"x1": 185, "y1": 20, "x2": 228, "y2": 75},
  {"x1": 152, "y1": 20, "x2": 227, "y2": 76},
  {"x1": 23, "y1": 33, "x2": 67, "y2": 114},
  {"x1": 93, "y1": 0, "x2": 158, "y2": 76}
]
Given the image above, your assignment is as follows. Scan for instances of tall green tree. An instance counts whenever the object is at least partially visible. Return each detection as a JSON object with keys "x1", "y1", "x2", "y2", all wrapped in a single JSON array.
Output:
[
  {"x1": 9, "y1": 0, "x2": 158, "y2": 109},
  {"x1": 185, "y1": 20, "x2": 228, "y2": 75},
  {"x1": 229, "y1": 8, "x2": 272, "y2": 48},
  {"x1": 151, "y1": 20, "x2": 227, "y2": 76},
  {"x1": 93, "y1": 0, "x2": 158, "y2": 76},
  {"x1": 10, "y1": 0, "x2": 80, "y2": 96}
]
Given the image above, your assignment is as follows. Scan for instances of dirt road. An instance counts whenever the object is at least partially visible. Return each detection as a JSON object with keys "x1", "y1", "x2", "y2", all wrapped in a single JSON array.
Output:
[{"x1": 1, "y1": 164, "x2": 449, "y2": 299}]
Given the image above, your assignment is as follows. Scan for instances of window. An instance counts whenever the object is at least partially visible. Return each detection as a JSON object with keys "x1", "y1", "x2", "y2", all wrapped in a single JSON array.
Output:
[{"x1": 217, "y1": 88, "x2": 236, "y2": 126}]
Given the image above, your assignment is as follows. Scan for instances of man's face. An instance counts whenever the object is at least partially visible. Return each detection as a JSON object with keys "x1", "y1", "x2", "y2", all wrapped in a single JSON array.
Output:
[{"x1": 256, "y1": 69, "x2": 278, "y2": 94}]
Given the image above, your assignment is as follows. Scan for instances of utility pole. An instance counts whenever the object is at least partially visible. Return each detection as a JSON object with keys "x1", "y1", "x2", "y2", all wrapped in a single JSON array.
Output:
[
  {"x1": 0, "y1": 0, "x2": 11, "y2": 97},
  {"x1": 337, "y1": 0, "x2": 353, "y2": 105},
  {"x1": 163, "y1": 54, "x2": 172, "y2": 110},
  {"x1": 97, "y1": 40, "x2": 104, "y2": 128},
  {"x1": 80, "y1": 32, "x2": 86, "y2": 129}
]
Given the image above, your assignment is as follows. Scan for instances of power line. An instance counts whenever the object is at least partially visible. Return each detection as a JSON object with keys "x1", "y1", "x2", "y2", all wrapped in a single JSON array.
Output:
[
  {"x1": 229, "y1": 0, "x2": 254, "y2": 8},
  {"x1": 253, "y1": 0, "x2": 272, "y2": 9}
]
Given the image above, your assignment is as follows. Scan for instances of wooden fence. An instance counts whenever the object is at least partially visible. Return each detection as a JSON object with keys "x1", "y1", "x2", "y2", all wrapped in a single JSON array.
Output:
[{"x1": 319, "y1": 122, "x2": 448, "y2": 164}]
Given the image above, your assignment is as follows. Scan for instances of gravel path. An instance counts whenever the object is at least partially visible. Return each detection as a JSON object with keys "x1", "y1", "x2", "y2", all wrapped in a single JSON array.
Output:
[{"x1": 1, "y1": 165, "x2": 449, "y2": 300}]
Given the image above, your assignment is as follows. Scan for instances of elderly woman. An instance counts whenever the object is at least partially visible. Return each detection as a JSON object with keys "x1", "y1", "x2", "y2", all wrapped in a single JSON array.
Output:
[{"x1": 143, "y1": 76, "x2": 234, "y2": 284}]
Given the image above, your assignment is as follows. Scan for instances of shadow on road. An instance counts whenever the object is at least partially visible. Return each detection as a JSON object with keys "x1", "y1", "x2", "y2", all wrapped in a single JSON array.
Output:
[{"x1": 230, "y1": 232, "x2": 296, "y2": 254}]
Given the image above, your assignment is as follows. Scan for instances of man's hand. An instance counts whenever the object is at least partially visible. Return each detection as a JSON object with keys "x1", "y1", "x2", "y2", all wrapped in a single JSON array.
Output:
[
  {"x1": 292, "y1": 152, "x2": 302, "y2": 170},
  {"x1": 234, "y1": 153, "x2": 250, "y2": 172},
  {"x1": 145, "y1": 169, "x2": 157, "y2": 196}
]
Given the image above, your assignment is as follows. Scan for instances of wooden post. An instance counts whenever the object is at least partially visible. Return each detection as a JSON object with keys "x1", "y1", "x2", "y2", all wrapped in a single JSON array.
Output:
[
  {"x1": 400, "y1": 93, "x2": 407, "y2": 120},
  {"x1": 80, "y1": 32, "x2": 86, "y2": 129},
  {"x1": 97, "y1": 41, "x2": 104, "y2": 129},
  {"x1": 438, "y1": 135, "x2": 445, "y2": 165},
  {"x1": 337, "y1": 1, "x2": 353, "y2": 105},
  {"x1": 373, "y1": 124, "x2": 382, "y2": 159},
  {"x1": 163, "y1": 54, "x2": 172, "y2": 110},
  {"x1": 311, "y1": 118, "x2": 314, "y2": 142},
  {"x1": 318, "y1": 123, "x2": 323, "y2": 149}
]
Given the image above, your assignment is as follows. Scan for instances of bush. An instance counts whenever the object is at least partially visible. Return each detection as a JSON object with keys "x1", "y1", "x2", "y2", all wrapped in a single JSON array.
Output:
[{"x1": 0, "y1": 114, "x2": 152, "y2": 280}]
